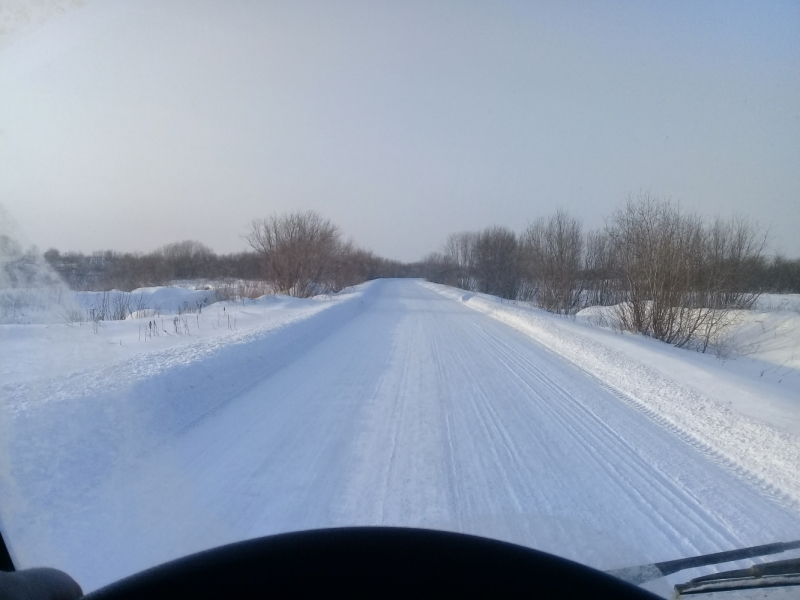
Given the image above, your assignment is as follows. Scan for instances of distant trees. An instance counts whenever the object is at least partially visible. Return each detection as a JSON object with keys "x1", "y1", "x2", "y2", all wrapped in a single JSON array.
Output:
[
  {"x1": 417, "y1": 252, "x2": 458, "y2": 286},
  {"x1": 44, "y1": 246, "x2": 261, "y2": 291},
  {"x1": 437, "y1": 227, "x2": 520, "y2": 299},
  {"x1": 35, "y1": 196, "x2": 799, "y2": 354},
  {"x1": 443, "y1": 232, "x2": 478, "y2": 290},
  {"x1": 582, "y1": 229, "x2": 619, "y2": 307},
  {"x1": 157, "y1": 240, "x2": 215, "y2": 280},
  {"x1": 758, "y1": 255, "x2": 800, "y2": 293},
  {"x1": 473, "y1": 226, "x2": 520, "y2": 298},
  {"x1": 438, "y1": 228, "x2": 521, "y2": 298},
  {"x1": 44, "y1": 249, "x2": 172, "y2": 291},
  {"x1": 43, "y1": 210, "x2": 394, "y2": 296},
  {"x1": 438, "y1": 216, "x2": 587, "y2": 308},
  {"x1": 243, "y1": 210, "x2": 400, "y2": 296},
  {"x1": 327, "y1": 241, "x2": 381, "y2": 292},
  {"x1": 428, "y1": 192, "x2": 784, "y2": 352}
]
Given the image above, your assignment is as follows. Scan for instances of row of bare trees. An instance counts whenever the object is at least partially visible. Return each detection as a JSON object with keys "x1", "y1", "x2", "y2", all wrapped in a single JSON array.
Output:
[
  {"x1": 438, "y1": 227, "x2": 522, "y2": 299},
  {"x1": 44, "y1": 211, "x2": 403, "y2": 297},
  {"x1": 44, "y1": 246, "x2": 263, "y2": 291},
  {"x1": 520, "y1": 211, "x2": 584, "y2": 314},
  {"x1": 243, "y1": 211, "x2": 395, "y2": 297},
  {"x1": 429, "y1": 193, "x2": 777, "y2": 351},
  {"x1": 39, "y1": 200, "x2": 798, "y2": 351},
  {"x1": 605, "y1": 194, "x2": 767, "y2": 350},
  {"x1": 436, "y1": 212, "x2": 586, "y2": 314}
]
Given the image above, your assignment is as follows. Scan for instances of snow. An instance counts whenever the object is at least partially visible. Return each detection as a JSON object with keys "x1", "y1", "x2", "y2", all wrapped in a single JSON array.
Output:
[
  {"x1": 0, "y1": 285, "x2": 345, "y2": 388},
  {"x1": 76, "y1": 287, "x2": 218, "y2": 317},
  {"x1": 1, "y1": 279, "x2": 799, "y2": 597},
  {"x1": 570, "y1": 303, "x2": 800, "y2": 434}
]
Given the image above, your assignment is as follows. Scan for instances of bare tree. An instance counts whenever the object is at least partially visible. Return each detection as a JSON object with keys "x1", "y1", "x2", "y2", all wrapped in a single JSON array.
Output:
[
  {"x1": 158, "y1": 240, "x2": 215, "y2": 279},
  {"x1": 418, "y1": 252, "x2": 458, "y2": 285},
  {"x1": 692, "y1": 215, "x2": 767, "y2": 351},
  {"x1": 473, "y1": 226, "x2": 519, "y2": 299},
  {"x1": 583, "y1": 229, "x2": 620, "y2": 307},
  {"x1": 759, "y1": 255, "x2": 800, "y2": 293},
  {"x1": 520, "y1": 210, "x2": 584, "y2": 314},
  {"x1": 442, "y1": 231, "x2": 478, "y2": 290},
  {"x1": 325, "y1": 240, "x2": 378, "y2": 292},
  {"x1": 244, "y1": 211, "x2": 341, "y2": 298},
  {"x1": 606, "y1": 193, "x2": 702, "y2": 344},
  {"x1": 605, "y1": 193, "x2": 766, "y2": 351}
]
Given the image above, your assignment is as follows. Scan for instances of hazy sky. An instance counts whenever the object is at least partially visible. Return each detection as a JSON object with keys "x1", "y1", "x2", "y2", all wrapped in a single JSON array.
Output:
[{"x1": 0, "y1": 0, "x2": 798, "y2": 261}]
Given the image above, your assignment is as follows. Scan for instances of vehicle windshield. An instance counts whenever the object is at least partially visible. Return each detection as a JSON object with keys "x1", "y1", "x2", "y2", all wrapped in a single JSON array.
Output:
[{"x1": 1, "y1": 2, "x2": 799, "y2": 598}]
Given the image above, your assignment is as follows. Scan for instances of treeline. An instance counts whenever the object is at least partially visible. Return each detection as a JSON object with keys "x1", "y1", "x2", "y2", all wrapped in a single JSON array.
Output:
[
  {"x1": 38, "y1": 198, "x2": 800, "y2": 346},
  {"x1": 44, "y1": 243, "x2": 262, "y2": 291},
  {"x1": 423, "y1": 193, "x2": 800, "y2": 350},
  {"x1": 243, "y1": 211, "x2": 411, "y2": 297},
  {"x1": 43, "y1": 215, "x2": 410, "y2": 294}
]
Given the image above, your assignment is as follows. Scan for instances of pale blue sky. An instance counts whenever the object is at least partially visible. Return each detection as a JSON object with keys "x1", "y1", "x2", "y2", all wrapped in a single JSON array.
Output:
[{"x1": 0, "y1": 0, "x2": 798, "y2": 261}]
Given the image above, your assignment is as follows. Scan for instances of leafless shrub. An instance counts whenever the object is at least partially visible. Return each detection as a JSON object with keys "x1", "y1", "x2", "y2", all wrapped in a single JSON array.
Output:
[
  {"x1": 325, "y1": 240, "x2": 377, "y2": 292},
  {"x1": 213, "y1": 280, "x2": 238, "y2": 302},
  {"x1": 110, "y1": 292, "x2": 131, "y2": 320},
  {"x1": 443, "y1": 231, "x2": 479, "y2": 290},
  {"x1": 584, "y1": 308, "x2": 612, "y2": 329},
  {"x1": 88, "y1": 292, "x2": 110, "y2": 323},
  {"x1": 64, "y1": 307, "x2": 86, "y2": 324},
  {"x1": 520, "y1": 210, "x2": 584, "y2": 314},
  {"x1": 605, "y1": 192, "x2": 766, "y2": 351},
  {"x1": 157, "y1": 240, "x2": 215, "y2": 279},
  {"x1": 237, "y1": 279, "x2": 271, "y2": 300},
  {"x1": 473, "y1": 226, "x2": 519, "y2": 299},
  {"x1": 583, "y1": 230, "x2": 621, "y2": 307},
  {"x1": 130, "y1": 293, "x2": 148, "y2": 316},
  {"x1": 212, "y1": 279, "x2": 268, "y2": 303},
  {"x1": 245, "y1": 211, "x2": 341, "y2": 298}
]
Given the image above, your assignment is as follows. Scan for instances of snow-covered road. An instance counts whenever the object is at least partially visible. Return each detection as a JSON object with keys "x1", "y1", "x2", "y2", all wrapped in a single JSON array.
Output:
[{"x1": 3, "y1": 279, "x2": 799, "y2": 594}]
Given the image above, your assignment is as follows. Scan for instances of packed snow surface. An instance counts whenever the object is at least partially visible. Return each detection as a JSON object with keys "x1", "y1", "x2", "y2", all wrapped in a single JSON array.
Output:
[{"x1": 1, "y1": 279, "x2": 799, "y2": 597}]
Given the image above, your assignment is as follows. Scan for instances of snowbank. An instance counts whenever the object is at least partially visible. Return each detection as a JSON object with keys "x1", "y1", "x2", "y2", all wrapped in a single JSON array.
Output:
[
  {"x1": 1, "y1": 280, "x2": 379, "y2": 582},
  {"x1": 75, "y1": 287, "x2": 217, "y2": 318},
  {"x1": 575, "y1": 300, "x2": 800, "y2": 372},
  {"x1": 0, "y1": 284, "x2": 367, "y2": 390}
]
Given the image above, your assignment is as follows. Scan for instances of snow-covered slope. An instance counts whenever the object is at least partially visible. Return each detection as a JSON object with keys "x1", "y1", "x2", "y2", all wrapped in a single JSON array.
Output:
[{"x1": 0, "y1": 285, "x2": 355, "y2": 387}]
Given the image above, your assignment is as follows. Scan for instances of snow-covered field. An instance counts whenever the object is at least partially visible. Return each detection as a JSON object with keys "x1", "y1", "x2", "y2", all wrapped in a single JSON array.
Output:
[{"x1": 1, "y1": 279, "x2": 799, "y2": 597}]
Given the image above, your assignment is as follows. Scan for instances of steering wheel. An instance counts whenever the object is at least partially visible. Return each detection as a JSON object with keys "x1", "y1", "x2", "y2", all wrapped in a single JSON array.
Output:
[{"x1": 78, "y1": 527, "x2": 660, "y2": 599}]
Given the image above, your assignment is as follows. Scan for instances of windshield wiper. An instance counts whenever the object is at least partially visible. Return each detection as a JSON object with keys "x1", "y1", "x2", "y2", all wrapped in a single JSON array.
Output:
[
  {"x1": 606, "y1": 540, "x2": 800, "y2": 586},
  {"x1": 674, "y1": 556, "x2": 800, "y2": 595}
]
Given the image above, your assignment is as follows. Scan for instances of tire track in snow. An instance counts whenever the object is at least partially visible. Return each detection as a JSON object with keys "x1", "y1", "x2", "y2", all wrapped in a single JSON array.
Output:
[
  {"x1": 468, "y1": 324, "x2": 722, "y2": 531},
  {"x1": 427, "y1": 310, "x2": 531, "y2": 515},
  {"x1": 460, "y1": 319, "x2": 716, "y2": 554},
  {"x1": 408, "y1": 282, "x2": 799, "y2": 568},
  {"x1": 474, "y1": 308, "x2": 794, "y2": 557}
]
